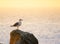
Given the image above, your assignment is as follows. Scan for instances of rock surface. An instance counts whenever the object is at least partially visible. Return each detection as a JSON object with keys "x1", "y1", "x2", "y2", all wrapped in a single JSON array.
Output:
[{"x1": 10, "y1": 29, "x2": 38, "y2": 44}]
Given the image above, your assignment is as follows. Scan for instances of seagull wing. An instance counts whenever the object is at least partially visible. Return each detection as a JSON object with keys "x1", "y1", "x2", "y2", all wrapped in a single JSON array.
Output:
[{"x1": 13, "y1": 22, "x2": 19, "y2": 26}]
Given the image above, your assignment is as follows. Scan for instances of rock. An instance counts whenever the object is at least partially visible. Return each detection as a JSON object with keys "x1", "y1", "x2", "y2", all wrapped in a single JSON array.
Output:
[{"x1": 10, "y1": 29, "x2": 38, "y2": 44}]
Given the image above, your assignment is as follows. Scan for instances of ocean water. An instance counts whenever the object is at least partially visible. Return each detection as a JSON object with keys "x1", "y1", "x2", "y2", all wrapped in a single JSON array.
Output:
[
  {"x1": 0, "y1": 14, "x2": 60, "y2": 44},
  {"x1": 0, "y1": 23, "x2": 60, "y2": 44}
]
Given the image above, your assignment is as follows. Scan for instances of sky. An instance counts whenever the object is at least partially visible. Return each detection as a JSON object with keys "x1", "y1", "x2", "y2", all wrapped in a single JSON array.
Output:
[
  {"x1": 0, "y1": 0, "x2": 60, "y2": 21},
  {"x1": 0, "y1": 0, "x2": 60, "y2": 8}
]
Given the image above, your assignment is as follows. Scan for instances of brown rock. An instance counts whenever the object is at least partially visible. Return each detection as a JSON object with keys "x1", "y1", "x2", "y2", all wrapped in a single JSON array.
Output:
[{"x1": 10, "y1": 29, "x2": 38, "y2": 44}]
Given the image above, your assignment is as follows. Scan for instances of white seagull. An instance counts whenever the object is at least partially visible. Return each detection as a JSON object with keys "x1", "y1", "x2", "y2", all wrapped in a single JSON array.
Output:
[{"x1": 11, "y1": 19, "x2": 23, "y2": 29}]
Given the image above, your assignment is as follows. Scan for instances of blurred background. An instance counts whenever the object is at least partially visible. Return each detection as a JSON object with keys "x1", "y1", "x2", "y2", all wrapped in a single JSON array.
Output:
[{"x1": 0, "y1": 0, "x2": 60, "y2": 44}]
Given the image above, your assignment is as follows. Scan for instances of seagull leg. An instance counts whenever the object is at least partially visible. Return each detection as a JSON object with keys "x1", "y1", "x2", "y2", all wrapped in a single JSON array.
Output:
[{"x1": 17, "y1": 26, "x2": 19, "y2": 29}]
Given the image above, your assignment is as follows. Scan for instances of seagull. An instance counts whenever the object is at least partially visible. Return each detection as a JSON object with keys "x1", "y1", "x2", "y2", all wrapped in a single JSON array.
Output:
[{"x1": 11, "y1": 19, "x2": 23, "y2": 29}]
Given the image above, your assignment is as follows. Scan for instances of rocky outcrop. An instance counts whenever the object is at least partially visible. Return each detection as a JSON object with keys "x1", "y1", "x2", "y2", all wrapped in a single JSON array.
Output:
[{"x1": 10, "y1": 29, "x2": 38, "y2": 44}]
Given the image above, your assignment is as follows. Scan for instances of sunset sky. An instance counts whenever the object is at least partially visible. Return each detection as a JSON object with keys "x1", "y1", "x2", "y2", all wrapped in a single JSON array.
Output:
[
  {"x1": 0, "y1": 0, "x2": 60, "y2": 24},
  {"x1": 0, "y1": 0, "x2": 60, "y2": 8}
]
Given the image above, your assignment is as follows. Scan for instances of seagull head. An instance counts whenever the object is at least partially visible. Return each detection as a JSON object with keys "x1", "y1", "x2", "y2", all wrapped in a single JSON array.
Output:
[{"x1": 19, "y1": 19, "x2": 23, "y2": 21}]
